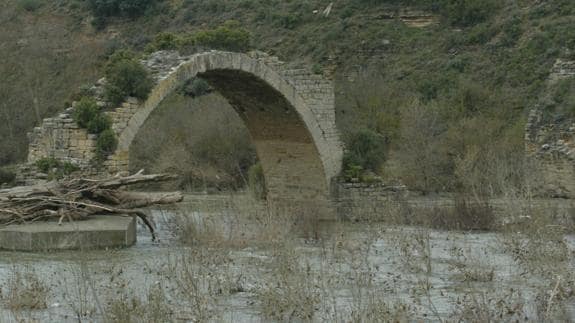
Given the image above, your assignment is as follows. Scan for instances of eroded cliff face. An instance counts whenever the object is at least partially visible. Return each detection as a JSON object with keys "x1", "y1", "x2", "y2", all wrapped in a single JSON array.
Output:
[{"x1": 526, "y1": 59, "x2": 575, "y2": 198}]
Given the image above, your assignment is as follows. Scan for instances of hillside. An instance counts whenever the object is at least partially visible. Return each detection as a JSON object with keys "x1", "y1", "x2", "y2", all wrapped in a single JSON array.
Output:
[{"x1": 0, "y1": 0, "x2": 574, "y2": 194}]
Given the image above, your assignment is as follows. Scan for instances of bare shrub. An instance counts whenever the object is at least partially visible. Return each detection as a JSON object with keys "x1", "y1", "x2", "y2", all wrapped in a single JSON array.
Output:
[
  {"x1": 396, "y1": 100, "x2": 451, "y2": 193},
  {"x1": 428, "y1": 195, "x2": 495, "y2": 231},
  {"x1": 1, "y1": 266, "x2": 48, "y2": 311},
  {"x1": 499, "y1": 202, "x2": 571, "y2": 277},
  {"x1": 105, "y1": 284, "x2": 172, "y2": 323},
  {"x1": 381, "y1": 194, "x2": 494, "y2": 231},
  {"x1": 247, "y1": 162, "x2": 266, "y2": 200},
  {"x1": 106, "y1": 293, "x2": 142, "y2": 323},
  {"x1": 63, "y1": 260, "x2": 100, "y2": 320},
  {"x1": 386, "y1": 228, "x2": 432, "y2": 274},
  {"x1": 174, "y1": 211, "x2": 233, "y2": 247},
  {"x1": 533, "y1": 274, "x2": 575, "y2": 322},
  {"x1": 256, "y1": 243, "x2": 320, "y2": 321},
  {"x1": 172, "y1": 194, "x2": 297, "y2": 248},
  {"x1": 448, "y1": 246, "x2": 495, "y2": 283},
  {"x1": 451, "y1": 289, "x2": 527, "y2": 322},
  {"x1": 349, "y1": 295, "x2": 413, "y2": 323},
  {"x1": 167, "y1": 248, "x2": 239, "y2": 322}
]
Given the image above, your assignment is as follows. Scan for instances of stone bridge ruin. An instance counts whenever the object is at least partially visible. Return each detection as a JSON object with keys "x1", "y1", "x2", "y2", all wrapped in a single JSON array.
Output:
[{"x1": 27, "y1": 51, "x2": 344, "y2": 215}]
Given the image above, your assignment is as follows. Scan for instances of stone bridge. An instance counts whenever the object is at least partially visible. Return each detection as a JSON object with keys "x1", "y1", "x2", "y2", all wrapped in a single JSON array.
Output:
[{"x1": 28, "y1": 51, "x2": 344, "y2": 215}]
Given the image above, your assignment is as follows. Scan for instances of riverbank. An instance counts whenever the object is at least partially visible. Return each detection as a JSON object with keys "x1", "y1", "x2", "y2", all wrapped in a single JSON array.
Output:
[{"x1": 0, "y1": 193, "x2": 573, "y2": 322}]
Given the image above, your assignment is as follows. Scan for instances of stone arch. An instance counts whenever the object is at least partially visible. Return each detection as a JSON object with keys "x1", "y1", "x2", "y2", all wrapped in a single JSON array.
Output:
[{"x1": 28, "y1": 51, "x2": 343, "y2": 215}]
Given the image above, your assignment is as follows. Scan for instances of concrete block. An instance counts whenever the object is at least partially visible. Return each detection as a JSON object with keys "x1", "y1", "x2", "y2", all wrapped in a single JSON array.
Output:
[{"x1": 0, "y1": 215, "x2": 137, "y2": 251}]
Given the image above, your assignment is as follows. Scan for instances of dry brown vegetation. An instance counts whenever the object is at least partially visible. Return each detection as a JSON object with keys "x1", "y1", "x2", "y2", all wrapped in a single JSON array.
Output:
[
  {"x1": 0, "y1": 267, "x2": 48, "y2": 311},
  {"x1": 129, "y1": 92, "x2": 256, "y2": 191},
  {"x1": 0, "y1": 192, "x2": 573, "y2": 321}
]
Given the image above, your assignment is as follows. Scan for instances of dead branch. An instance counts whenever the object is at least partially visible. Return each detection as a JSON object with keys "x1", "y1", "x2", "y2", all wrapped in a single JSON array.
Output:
[{"x1": 0, "y1": 172, "x2": 182, "y2": 240}]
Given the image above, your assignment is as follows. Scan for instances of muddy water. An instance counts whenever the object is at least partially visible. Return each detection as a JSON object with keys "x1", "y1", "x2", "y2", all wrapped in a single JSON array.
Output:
[{"x1": 0, "y1": 195, "x2": 573, "y2": 322}]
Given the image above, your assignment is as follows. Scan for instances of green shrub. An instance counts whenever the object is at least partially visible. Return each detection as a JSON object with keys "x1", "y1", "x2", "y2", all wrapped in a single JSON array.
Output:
[
  {"x1": 343, "y1": 164, "x2": 363, "y2": 182},
  {"x1": 61, "y1": 162, "x2": 80, "y2": 176},
  {"x1": 192, "y1": 21, "x2": 251, "y2": 52},
  {"x1": 104, "y1": 50, "x2": 137, "y2": 73},
  {"x1": 35, "y1": 158, "x2": 79, "y2": 178},
  {"x1": 273, "y1": 13, "x2": 302, "y2": 29},
  {"x1": 0, "y1": 168, "x2": 16, "y2": 185},
  {"x1": 18, "y1": 0, "x2": 42, "y2": 12},
  {"x1": 181, "y1": 78, "x2": 211, "y2": 98},
  {"x1": 103, "y1": 84, "x2": 126, "y2": 107},
  {"x1": 312, "y1": 64, "x2": 323, "y2": 75},
  {"x1": 145, "y1": 32, "x2": 181, "y2": 53},
  {"x1": 87, "y1": 0, "x2": 156, "y2": 18},
  {"x1": 35, "y1": 157, "x2": 60, "y2": 173},
  {"x1": 552, "y1": 78, "x2": 575, "y2": 117},
  {"x1": 442, "y1": 0, "x2": 500, "y2": 27},
  {"x1": 342, "y1": 129, "x2": 387, "y2": 177},
  {"x1": 248, "y1": 163, "x2": 266, "y2": 200},
  {"x1": 465, "y1": 23, "x2": 497, "y2": 45},
  {"x1": 72, "y1": 95, "x2": 118, "y2": 160},
  {"x1": 87, "y1": 113, "x2": 112, "y2": 134},
  {"x1": 104, "y1": 56, "x2": 153, "y2": 106},
  {"x1": 72, "y1": 97, "x2": 100, "y2": 129},
  {"x1": 500, "y1": 16, "x2": 523, "y2": 47},
  {"x1": 417, "y1": 73, "x2": 453, "y2": 102},
  {"x1": 96, "y1": 129, "x2": 118, "y2": 159},
  {"x1": 87, "y1": 0, "x2": 157, "y2": 29}
]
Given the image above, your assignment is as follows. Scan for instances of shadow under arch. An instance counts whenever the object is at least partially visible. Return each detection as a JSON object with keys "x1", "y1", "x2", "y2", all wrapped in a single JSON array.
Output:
[{"x1": 112, "y1": 51, "x2": 342, "y2": 217}]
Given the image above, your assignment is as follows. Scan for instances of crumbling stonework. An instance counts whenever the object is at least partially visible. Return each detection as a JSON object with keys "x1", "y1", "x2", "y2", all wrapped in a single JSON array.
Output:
[
  {"x1": 335, "y1": 181, "x2": 408, "y2": 221},
  {"x1": 526, "y1": 59, "x2": 575, "y2": 198},
  {"x1": 28, "y1": 107, "x2": 96, "y2": 168},
  {"x1": 27, "y1": 50, "x2": 344, "y2": 213}
]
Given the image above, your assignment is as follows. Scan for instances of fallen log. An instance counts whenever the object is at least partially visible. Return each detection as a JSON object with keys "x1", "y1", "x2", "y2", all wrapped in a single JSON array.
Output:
[{"x1": 0, "y1": 171, "x2": 183, "y2": 240}]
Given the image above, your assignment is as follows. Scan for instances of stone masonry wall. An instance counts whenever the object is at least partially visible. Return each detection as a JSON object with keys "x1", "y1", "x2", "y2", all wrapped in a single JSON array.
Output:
[
  {"x1": 27, "y1": 107, "x2": 96, "y2": 168},
  {"x1": 26, "y1": 50, "x2": 344, "y2": 215},
  {"x1": 28, "y1": 50, "x2": 343, "y2": 176},
  {"x1": 525, "y1": 59, "x2": 575, "y2": 198},
  {"x1": 335, "y1": 181, "x2": 408, "y2": 221}
]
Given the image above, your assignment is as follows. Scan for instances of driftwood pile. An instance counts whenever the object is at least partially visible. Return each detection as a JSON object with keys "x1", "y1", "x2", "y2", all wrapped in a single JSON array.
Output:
[{"x1": 0, "y1": 171, "x2": 183, "y2": 240}]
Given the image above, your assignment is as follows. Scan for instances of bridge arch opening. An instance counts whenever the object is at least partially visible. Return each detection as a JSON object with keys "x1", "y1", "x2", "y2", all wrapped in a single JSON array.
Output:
[
  {"x1": 27, "y1": 51, "x2": 343, "y2": 217},
  {"x1": 112, "y1": 52, "x2": 340, "y2": 215}
]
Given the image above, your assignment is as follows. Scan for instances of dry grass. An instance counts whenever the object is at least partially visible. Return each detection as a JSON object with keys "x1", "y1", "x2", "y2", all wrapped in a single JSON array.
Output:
[
  {"x1": 256, "y1": 242, "x2": 321, "y2": 321},
  {"x1": 0, "y1": 266, "x2": 48, "y2": 311},
  {"x1": 448, "y1": 246, "x2": 495, "y2": 283},
  {"x1": 1, "y1": 191, "x2": 571, "y2": 322},
  {"x1": 499, "y1": 205, "x2": 571, "y2": 277},
  {"x1": 451, "y1": 289, "x2": 528, "y2": 322},
  {"x1": 105, "y1": 284, "x2": 172, "y2": 323},
  {"x1": 348, "y1": 295, "x2": 413, "y2": 323},
  {"x1": 172, "y1": 194, "x2": 331, "y2": 248},
  {"x1": 165, "y1": 247, "x2": 242, "y2": 322}
]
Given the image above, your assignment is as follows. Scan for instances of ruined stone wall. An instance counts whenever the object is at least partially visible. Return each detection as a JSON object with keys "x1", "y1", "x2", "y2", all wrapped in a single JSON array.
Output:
[
  {"x1": 526, "y1": 59, "x2": 575, "y2": 198},
  {"x1": 26, "y1": 50, "x2": 344, "y2": 214},
  {"x1": 335, "y1": 181, "x2": 408, "y2": 221},
  {"x1": 27, "y1": 107, "x2": 96, "y2": 168}
]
